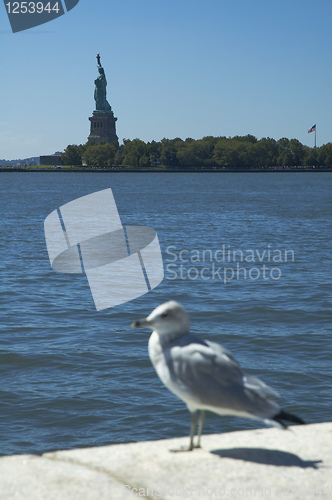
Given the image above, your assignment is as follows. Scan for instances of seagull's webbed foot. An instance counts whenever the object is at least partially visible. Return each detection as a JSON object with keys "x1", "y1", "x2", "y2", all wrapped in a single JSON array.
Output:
[{"x1": 170, "y1": 444, "x2": 194, "y2": 453}]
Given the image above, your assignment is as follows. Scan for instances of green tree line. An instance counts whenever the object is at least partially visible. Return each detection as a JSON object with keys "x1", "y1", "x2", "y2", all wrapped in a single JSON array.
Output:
[{"x1": 61, "y1": 135, "x2": 332, "y2": 169}]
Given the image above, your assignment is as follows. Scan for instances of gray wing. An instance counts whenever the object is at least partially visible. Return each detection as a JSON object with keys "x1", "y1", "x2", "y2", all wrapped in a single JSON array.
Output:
[
  {"x1": 243, "y1": 374, "x2": 279, "y2": 399},
  {"x1": 166, "y1": 334, "x2": 279, "y2": 419}
]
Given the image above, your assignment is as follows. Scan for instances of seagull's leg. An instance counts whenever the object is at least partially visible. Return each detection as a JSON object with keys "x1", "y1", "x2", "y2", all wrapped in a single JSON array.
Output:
[
  {"x1": 188, "y1": 411, "x2": 198, "y2": 450},
  {"x1": 170, "y1": 411, "x2": 197, "y2": 452},
  {"x1": 195, "y1": 410, "x2": 206, "y2": 449}
]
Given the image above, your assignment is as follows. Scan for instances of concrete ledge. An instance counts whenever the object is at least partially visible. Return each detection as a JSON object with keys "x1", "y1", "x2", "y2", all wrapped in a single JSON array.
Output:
[{"x1": 0, "y1": 422, "x2": 331, "y2": 499}]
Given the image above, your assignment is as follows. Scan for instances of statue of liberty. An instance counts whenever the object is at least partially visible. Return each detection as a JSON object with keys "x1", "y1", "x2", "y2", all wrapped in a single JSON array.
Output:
[{"x1": 94, "y1": 54, "x2": 112, "y2": 112}]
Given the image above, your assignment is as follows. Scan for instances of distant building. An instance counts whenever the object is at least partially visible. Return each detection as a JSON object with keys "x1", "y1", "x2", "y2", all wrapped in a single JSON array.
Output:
[{"x1": 40, "y1": 155, "x2": 61, "y2": 166}]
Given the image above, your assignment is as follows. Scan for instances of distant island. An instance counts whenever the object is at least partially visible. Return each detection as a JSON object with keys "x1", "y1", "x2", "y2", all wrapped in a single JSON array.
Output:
[
  {"x1": 59, "y1": 135, "x2": 332, "y2": 170},
  {"x1": 1, "y1": 136, "x2": 332, "y2": 171},
  {"x1": 0, "y1": 156, "x2": 40, "y2": 167}
]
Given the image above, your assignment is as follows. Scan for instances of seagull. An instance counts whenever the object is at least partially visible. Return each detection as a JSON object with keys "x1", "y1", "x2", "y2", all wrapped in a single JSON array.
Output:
[{"x1": 132, "y1": 300, "x2": 305, "y2": 451}]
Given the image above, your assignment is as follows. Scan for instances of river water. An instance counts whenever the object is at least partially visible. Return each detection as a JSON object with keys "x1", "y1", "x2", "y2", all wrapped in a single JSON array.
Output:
[{"x1": 0, "y1": 172, "x2": 331, "y2": 455}]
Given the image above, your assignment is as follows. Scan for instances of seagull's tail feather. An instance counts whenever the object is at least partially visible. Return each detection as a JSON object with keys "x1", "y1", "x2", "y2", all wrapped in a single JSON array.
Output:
[{"x1": 273, "y1": 409, "x2": 305, "y2": 428}]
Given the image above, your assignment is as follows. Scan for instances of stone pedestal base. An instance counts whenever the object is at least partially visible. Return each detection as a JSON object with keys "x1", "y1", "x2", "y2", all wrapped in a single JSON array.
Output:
[{"x1": 88, "y1": 112, "x2": 119, "y2": 146}]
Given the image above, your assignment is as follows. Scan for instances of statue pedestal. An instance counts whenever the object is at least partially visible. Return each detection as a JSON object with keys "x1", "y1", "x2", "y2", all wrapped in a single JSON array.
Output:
[{"x1": 88, "y1": 111, "x2": 119, "y2": 146}]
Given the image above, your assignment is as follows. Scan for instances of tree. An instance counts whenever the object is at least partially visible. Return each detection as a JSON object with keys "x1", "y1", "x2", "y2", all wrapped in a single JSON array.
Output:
[
  {"x1": 121, "y1": 139, "x2": 148, "y2": 167},
  {"x1": 213, "y1": 137, "x2": 254, "y2": 169},
  {"x1": 60, "y1": 134, "x2": 326, "y2": 170},
  {"x1": 160, "y1": 138, "x2": 181, "y2": 166},
  {"x1": 277, "y1": 138, "x2": 308, "y2": 166},
  {"x1": 146, "y1": 140, "x2": 162, "y2": 165},
  {"x1": 83, "y1": 143, "x2": 117, "y2": 167},
  {"x1": 233, "y1": 134, "x2": 258, "y2": 144},
  {"x1": 277, "y1": 138, "x2": 291, "y2": 166},
  {"x1": 304, "y1": 149, "x2": 316, "y2": 166},
  {"x1": 254, "y1": 138, "x2": 278, "y2": 168},
  {"x1": 288, "y1": 139, "x2": 307, "y2": 166},
  {"x1": 317, "y1": 143, "x2": 332, "y2": 166},
  {"x1": 61, "y1": 144, "x2": 85, "y2": 166}
]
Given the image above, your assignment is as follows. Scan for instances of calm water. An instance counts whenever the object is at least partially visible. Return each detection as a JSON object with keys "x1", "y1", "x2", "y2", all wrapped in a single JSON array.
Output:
[{"x1": 0, "y1": 172, "x2": 331, "y2": 456}]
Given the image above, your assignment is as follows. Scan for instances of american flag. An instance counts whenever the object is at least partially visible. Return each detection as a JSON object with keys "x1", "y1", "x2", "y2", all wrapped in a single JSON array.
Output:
[{"x1": 308, "y1": 124, "x2": 316, "y2": 133}]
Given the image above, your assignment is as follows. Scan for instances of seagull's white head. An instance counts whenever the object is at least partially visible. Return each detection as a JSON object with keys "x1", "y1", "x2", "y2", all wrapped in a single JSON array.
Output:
[{"x1": 132, "y1": 300, "x2": 190, "y2": 338}]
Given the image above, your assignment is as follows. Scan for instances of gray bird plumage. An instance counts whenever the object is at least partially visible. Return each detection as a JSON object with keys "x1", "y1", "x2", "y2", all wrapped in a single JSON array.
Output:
[{"x1": 132, "y1": 300, "x2": 304, "y2": 451}]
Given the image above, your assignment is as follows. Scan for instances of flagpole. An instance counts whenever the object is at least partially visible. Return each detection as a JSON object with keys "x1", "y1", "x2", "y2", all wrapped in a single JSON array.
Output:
[{"x1": 308, "y1": 124, "x2": 317, "y2": 164}]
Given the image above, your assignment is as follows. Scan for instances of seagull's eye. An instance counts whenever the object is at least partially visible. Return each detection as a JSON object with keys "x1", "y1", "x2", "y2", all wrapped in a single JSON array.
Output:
[{"x1": 161, "y1": 312, "x2": 168, "y2": 318}]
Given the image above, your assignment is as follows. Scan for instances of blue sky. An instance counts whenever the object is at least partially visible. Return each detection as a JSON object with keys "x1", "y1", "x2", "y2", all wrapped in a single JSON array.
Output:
[{"x1": 1, "y1": 0, "x2": 331, "y2": 159}]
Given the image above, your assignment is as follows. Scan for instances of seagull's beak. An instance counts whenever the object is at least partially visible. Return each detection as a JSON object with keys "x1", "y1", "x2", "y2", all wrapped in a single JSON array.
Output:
[{"x1": 131, "y1": 317, "x2": 150, "y2": 328}]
